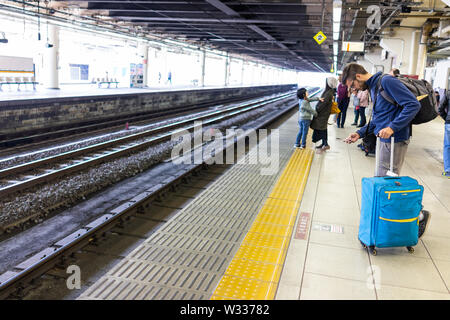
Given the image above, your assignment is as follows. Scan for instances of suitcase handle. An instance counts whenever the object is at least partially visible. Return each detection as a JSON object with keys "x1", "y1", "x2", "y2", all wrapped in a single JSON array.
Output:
[{"x1": 375, "y1": 136, "x2": 397, "y2": 177}]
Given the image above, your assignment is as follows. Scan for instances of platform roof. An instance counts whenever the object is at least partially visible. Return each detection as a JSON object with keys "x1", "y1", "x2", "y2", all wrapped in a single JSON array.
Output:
[
  {"x1": 44, "y1": 0, "x2": 335, "y2": 73},
  {"x1": 2, "y1": 0, "x2": 448, "y2": 72}
]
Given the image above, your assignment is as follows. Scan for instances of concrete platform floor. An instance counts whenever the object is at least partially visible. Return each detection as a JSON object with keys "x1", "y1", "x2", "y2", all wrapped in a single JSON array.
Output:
[{"x1": 276, "y1": 108, "x2": 450, "y2": 300}]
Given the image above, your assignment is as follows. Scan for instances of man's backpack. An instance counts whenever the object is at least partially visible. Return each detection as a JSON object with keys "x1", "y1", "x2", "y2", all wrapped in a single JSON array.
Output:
[
  {"x1": 362, "y1": 133, "x2": 376, "y2": 156},
  {"x1": 376, "y1": 75, "x2": 438, "y2": 124}
]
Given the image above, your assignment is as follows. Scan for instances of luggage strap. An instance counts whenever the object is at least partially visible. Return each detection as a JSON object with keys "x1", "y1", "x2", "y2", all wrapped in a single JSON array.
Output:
[
  {"x1": 379, "y1": 216, "x2": 420, "y2": 225},
  {"x1": 384, "y1": 189, "x2": 421, "y2": 199}
]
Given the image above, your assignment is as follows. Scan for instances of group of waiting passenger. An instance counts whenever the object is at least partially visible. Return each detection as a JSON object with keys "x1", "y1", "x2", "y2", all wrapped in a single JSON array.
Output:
[
  {"x1": 293, "y1": 62, "x2": 450, "y2": 237},
  {"x1": 335, "y1": 77, "x2": 369, "y2": 129},
  {"x1": 294, "y1": 64, "x2": 449, "y2": 183},
  {"x1": 294, "y1": 77, "x2": 336, "y2": 150},
  {"x1": 294, "y1": 74, "x2": 370, "y2": 151}
]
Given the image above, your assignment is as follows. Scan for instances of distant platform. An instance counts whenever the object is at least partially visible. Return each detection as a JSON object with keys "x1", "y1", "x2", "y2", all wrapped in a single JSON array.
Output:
[
  {"x1": 0, "y1": 83, "x2": 297, "y2": 137},
  {"x1": 0, "y1": 84, "x2": 278, "y2": 103}
]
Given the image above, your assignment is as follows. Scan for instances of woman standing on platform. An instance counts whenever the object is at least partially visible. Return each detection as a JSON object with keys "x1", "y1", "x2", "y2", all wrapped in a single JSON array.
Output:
[
  {"x1": 310, "y1": 77, "x2": 338, "y2": 150},
  {"x1": 336, "y1": 77, "x2": 350, "y2": 128}
]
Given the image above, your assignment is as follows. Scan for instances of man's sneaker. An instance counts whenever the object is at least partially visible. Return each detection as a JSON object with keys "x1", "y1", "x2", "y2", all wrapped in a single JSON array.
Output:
[
  {"x1": 418, "y1": 210, "x2": 431, "y2": 239},
  {"x1": 322, "y1": 145, "x2": 330, "y2": 151},
  {"x1": 442, "y1": 171, "x2": 450, "y2": 179},
  {"x1": 299, "y1": 146, "x2": 305, "y2": 150},
  {"x1": 294, "y1": 144, "x2": 300, "y2": 148},
  {"x1": 315, "y1": 144, "x2": 324, "y2": 149}
]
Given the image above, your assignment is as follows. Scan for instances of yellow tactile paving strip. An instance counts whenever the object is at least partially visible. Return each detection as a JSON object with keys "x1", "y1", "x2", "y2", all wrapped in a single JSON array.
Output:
[{"x1": 211, "y1": 148, "x2": 314, "y2": 300}]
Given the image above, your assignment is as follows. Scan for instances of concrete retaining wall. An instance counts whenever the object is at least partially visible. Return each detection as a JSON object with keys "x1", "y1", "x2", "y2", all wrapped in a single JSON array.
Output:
[{"x1": 0, "y1": 84, "x2": 296, "y2": 136}]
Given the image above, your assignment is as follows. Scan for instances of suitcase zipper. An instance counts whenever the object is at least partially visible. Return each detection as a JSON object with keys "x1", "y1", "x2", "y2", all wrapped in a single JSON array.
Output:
[
  {"x1": 384, "y1": 189, "x2": 421, "y2": 200},
  {"x1": 379, "y1": 216, "x2": 420, "y2": 225}
]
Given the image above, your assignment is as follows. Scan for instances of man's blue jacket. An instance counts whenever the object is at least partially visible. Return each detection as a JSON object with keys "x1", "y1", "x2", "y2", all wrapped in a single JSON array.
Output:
[{"x1": 356, "y1": 72, "x2": 421, "y2": 143}]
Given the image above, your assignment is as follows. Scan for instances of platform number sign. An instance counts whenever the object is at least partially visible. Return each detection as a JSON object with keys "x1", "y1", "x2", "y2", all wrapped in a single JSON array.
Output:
[{"x1": 313, "y1": 31, "x2": 327, "y2": 45}]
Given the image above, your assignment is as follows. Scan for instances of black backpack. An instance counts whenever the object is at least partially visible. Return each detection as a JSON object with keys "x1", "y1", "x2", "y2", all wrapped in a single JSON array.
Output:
[{"x1": 376, "y1": 74, "x2": 438, "y2": 124}]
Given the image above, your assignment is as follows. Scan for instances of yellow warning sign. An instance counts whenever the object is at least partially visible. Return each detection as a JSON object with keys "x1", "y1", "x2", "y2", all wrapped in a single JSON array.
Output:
[{"x1": 313, "y1": 31, "x2": 327, "y2": 45}]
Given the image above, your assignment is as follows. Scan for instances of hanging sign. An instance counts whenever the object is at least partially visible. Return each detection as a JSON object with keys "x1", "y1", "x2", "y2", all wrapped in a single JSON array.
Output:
[
  {"x1": 342, "y1": 41, "x2": 365, "y2": 52},
  {"x1": 313, "y1": 31, "x2": 327, "y2": 45}
]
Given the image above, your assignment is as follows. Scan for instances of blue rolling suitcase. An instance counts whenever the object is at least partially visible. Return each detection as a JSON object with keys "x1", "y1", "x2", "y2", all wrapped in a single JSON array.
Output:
[{"x1": 358, "y1": 137, "x2": 424, "y2": 255}]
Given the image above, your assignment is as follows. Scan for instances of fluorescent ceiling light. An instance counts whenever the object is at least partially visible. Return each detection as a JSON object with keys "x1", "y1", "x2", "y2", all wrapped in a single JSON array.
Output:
[
  {"x1": 333, "y1": 0, "x2": 342, "y2": 42},
  {"x1": 333, "y1": 1, "x2": 342, "y2": 9},
  {"x1": 333, "y1": 22, "x2": 340, "y2": 34},
  {"x1": 333, "y1": 8, "x2": 342, "y2": 23},
  {"x1": 333, "y1": 42, "x2": 338, "y2": 56}
]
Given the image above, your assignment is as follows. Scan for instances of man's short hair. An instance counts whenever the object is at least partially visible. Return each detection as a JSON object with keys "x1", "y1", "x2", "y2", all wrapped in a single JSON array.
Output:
[
  {"x1": 341, "y1": 63, "x2": 368, "y2": 84},
  {"x1": 392, "y1": 68, "x2": 400, "y2": 77}
]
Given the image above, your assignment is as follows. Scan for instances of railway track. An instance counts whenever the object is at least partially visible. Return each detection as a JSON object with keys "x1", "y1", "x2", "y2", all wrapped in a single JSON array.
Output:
[
  {"x1": 0, "y1": 91, "x2": 293, "y2": 199},
  {"x1": 0, "y1": 87, "x2": 321, "y2": 300}
]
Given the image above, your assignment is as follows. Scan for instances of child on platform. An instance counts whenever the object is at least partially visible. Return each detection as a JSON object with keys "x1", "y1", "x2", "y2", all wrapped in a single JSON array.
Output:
[{"x1": 295, "y1": 88, "x2": 323, "y2": 149}]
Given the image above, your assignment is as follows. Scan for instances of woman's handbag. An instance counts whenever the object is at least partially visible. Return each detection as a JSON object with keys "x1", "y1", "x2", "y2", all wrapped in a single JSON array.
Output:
[{"x1": 330, "y1": 100, "x2": 340, "y2": 114}]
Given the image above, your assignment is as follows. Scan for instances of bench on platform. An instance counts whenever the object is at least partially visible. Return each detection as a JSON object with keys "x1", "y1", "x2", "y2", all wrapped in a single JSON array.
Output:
[
  {"x1": 92, "y1": 78, "x2": 119, "y2": 88},
  {"x1": 0, "y1": 76, "x2": 38, "y2": 91}
]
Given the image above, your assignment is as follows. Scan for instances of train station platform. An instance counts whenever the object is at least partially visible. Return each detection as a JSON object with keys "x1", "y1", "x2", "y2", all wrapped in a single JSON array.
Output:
[
  {"x1": 78, "y1": 107, "x2": 450, "y2": 300},
  {"x1": 0, "y1": 84, "x2": 296, "y2": 139},
  {"x1": 0, "y1": 84, "x2": 245, "y2": 102}
]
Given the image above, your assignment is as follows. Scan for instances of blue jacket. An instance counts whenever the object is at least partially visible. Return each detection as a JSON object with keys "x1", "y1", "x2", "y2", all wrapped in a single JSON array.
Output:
[{"x1": 357, "y1": 72, "x2": 421, "y2": 143}]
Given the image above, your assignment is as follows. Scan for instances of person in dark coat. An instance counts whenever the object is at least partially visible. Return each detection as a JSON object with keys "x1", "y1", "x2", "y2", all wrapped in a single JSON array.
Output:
[
  {"x1": 336, "y1": 77, "x2": 350, "y2": 128},
  {"x1": 310, "y1": 77, "x2": 338, "y2": 150}
]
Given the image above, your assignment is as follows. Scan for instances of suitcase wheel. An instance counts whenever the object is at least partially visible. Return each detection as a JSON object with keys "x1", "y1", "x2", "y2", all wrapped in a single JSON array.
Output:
[
  {"x1": 407, "y1": 246, "x2": 415, "y2": 254},
  {"x1": 369, "y1": 246, "x2": 377, "y2": 256},
  {"x1": 359, "y1": 240, "x2": 367, "y2": 249}
]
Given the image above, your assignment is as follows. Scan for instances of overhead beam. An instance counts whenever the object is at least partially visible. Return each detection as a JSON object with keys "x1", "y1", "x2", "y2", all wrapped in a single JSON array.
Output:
[
  {"x1": 97, "y1": 9, "x2": 329, "y2": 16},
  {"x1": 205, "y1": 0, "x2": 239, "y2": 16},
  {"x1": 59, "y1": 0, "x2": 324, "y2": 5},
  {"x1": 203, "y1": 0, "x2": 325, "y2": 72},
  {"x1": 108, "y1": 16, "x2": 302, "y2": 24}
]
